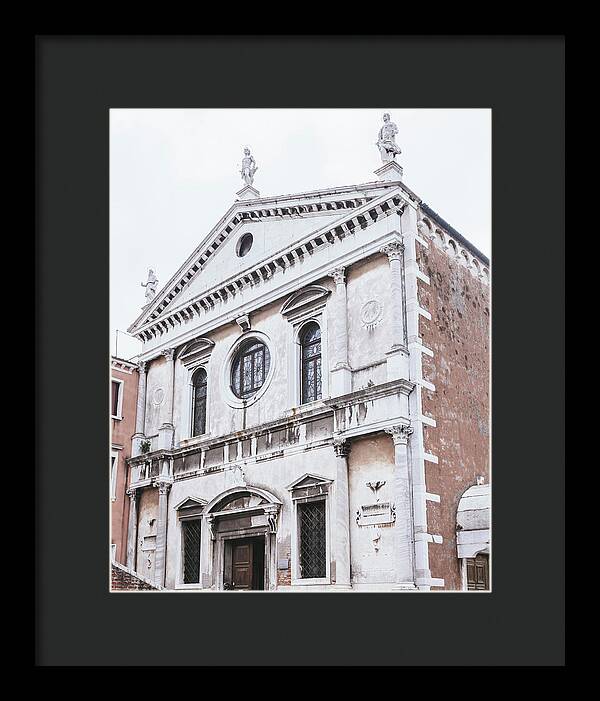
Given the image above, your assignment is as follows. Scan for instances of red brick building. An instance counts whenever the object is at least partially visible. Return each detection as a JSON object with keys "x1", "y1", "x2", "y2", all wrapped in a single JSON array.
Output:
[
  {"x1": 417, "y1": 204, "x2": 490, "y2": 590},
  {"x1": 110, "y1": 357, "x2": 139, "y2": 565}
]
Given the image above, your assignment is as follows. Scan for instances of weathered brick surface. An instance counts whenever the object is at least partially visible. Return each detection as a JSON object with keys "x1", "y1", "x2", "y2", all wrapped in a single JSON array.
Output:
[
  {"x1": 111, "y1": 562, "x2": 159, "y2": 591},
  {"x1": 417, "y1": 242, "x2": 490, "y2": 590},
  {"x1": 111, "y1": 363, "x2": 138, "y2": 565}
]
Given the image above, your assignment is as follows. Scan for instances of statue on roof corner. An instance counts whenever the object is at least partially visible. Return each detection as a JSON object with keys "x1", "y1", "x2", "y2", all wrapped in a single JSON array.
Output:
[
  {"x1": 376, "y1": 113, "x2": 402, "y2": 163},
  {"x1": 240, "y1": 147, "x2": 258, "y2": 187},
  {"x1": 141, "y1": 268, "x2": 158, "y2": 304}
]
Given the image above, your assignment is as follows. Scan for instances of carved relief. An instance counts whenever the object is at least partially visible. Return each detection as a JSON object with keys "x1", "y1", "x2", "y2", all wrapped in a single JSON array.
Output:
[
  {"x1": 356, "y1": 501, "x2": 396, "y2": 527},
  {"x1": 360, "y1": 299, "x2": 384, "y2": 329},
  {"x1": 152, "y1": 387, "x2": 165, "y2": 406},
  {"x1": 366, "y1": 480, "x2": 386, "y2": 501}
]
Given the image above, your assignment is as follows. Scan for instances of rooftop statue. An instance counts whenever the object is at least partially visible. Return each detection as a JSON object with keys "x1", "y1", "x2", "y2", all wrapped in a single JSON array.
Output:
[
  {"x1": 376, "y1": 113, "x2": 402, "y2": 163},
  {"x1": 141, "y1": 268, "x2": 158, "y2": 304},
  {"x1": 240, "y1": 147, "x2": 258, "y2": 187}
]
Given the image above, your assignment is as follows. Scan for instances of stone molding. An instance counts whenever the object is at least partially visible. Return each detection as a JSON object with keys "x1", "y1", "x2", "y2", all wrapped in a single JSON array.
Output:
[{"x1": 130, "y1": 189, "x2": 408, "y2": 342}]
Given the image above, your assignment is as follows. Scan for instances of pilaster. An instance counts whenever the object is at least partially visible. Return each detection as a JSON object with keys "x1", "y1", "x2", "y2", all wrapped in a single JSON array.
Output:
[
  {"x1": 126, "y1": 487, "x2": 138, "y2": 571},
  {"x1": 385, "y1": 425, "x2": 417, "y2": 588},
  {"x1": 132, "y1": 360, "x2": 148, "y2": 457},
  {"x1": 158, "y1": 348, "x2": 175, "y2": 450},
  {"x1": 380, "y1": 236, "x2": 409, "y2": 381},
  {"x1": 332, "y1": 438, "x2": 352, "y2": 588},
  {"x1": 328, "y1": 267, "x2": 352, "y2": 396},
  {"x1": 153, "y1": 474, "x2": 173, "y2": 588}
]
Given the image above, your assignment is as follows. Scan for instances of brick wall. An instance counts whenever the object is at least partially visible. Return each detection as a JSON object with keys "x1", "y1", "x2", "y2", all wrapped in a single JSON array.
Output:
[
  {"x1": 111, "y1": 562, "x2": 160, "y2": 591},
  {"x1": 417, "y1": 241, "x2": 490, "y2": 590}
]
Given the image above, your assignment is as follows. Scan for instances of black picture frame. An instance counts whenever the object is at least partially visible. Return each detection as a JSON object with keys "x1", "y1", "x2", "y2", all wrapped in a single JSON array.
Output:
[{"x1": 35, "y1": 35, "x2": 565, "y2": 667}]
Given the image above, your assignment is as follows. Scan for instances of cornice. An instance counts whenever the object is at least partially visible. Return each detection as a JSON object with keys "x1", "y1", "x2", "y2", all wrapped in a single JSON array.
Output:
[
  {"x1": 134, "y1": 226, "x2": 406, "y2": 362},
  {"x1": 131, "y1": 188, "x2": 408, "y2": 342},
  {"x1": 128, "y1": 192, "x2": 380, "y2": 333},
  {"x1": 323, "y1": 377, "x2": 416, "y2": 409},
  {"x1": 111, "y1": 357, "x2": 138, "y2": 374}
]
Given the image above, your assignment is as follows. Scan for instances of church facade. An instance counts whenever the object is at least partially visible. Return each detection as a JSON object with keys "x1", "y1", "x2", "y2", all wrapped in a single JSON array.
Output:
[{"x1": 121, "y1": 124, "x2": 490, "y2": 592}]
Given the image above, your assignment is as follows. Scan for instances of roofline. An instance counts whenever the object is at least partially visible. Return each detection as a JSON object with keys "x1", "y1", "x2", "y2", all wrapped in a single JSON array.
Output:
[{"x1": 420, "y1": 202, "x2": 490, "y2": 267}]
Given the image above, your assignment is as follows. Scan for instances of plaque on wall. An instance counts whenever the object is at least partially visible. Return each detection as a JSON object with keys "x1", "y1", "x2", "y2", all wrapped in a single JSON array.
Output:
[{"x1": 356, "y1": 501, "x2": 396, "y2": 526}]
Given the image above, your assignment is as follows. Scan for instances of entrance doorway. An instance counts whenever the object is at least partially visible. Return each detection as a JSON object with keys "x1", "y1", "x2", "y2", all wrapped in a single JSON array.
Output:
[
  {"x1": 466, "y1": 553, "x2": 489, "y2": 590},
  {"x1": 224, "y1": 536, "x2": 265, "y2": 590}
]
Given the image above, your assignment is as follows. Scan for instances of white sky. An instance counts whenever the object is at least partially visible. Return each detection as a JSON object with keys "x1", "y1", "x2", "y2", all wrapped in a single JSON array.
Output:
[{"x1": 110, "y1": 108, "x2": 491, "y2": 361}]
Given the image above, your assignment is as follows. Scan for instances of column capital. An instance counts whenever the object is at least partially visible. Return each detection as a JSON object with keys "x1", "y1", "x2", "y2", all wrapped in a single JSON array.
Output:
[
  {"x1": 161, "y1": 348, "x2": 175, "y2": 362},
  {"x1": 153, "y1": 478, "x2": 173, "y2": 495},
  {"x1": 328, "y1": 266, "x2": 346, "y2": 285},
  {"x1": 380, "y1": 240, "x2": 405, "y2": 261},
  {"x1": 137, "y1": 360, "x2": 147, "y2": 374},
  {"x1": 385, "y1": 424, "x2": 414, "y2": 445},
  {"x1": 126, "y1": 486, "x2": 138, "y2": 501},
  {"x1": 333, "y1": 438, "x2": 351, "y2": 458}
]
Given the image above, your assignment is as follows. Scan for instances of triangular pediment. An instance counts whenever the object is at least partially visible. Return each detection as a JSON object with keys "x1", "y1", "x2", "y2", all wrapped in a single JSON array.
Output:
[
  {"x1": 174, "y1": 496, "x2": 207, "y2": 511},
  {"x1": 128, "y1": 182, "x2": 410, "y2": 339},
  {"x1": 286, "y1": 473, "x2": 333, "y2": 491}
]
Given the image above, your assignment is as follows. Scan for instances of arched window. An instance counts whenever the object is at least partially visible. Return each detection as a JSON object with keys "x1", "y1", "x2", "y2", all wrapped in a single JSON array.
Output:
[
  {"x1": 300, "y1": 322, "x2": 322, "y2": 404},
  {"x1": 231, "y1": 340, "x2": 271, "y2": 398},
  {"x1": 191, "y1": 367, "x2": 207, "y2": 436}
]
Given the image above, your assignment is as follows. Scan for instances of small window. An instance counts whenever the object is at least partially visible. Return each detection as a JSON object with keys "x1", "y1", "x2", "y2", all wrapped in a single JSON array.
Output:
[
  {"x1": 298, "y1": 499, "x2": 326, "y2": 579},
  {"x1": 236, "y1": 233, "x2": 253, "y2": 257},
  {"x1": 110, "y1": 454, "x2": 118, "y2": 500},
  {"x1": 111, "y1": 380, "x2": 122, "y2": 418},
  {"x1": 191, "y1": 367, "x2": 207, "y2": 436},
  {"x1": 182, "y1": 520, "x2": 202, "y2": 584},
  {"x1": 300, "y1": 322, "x2": 322, "y2": 404},
  {"x1": 231, "y1": 340, "x2": 271, "y2": 398}
]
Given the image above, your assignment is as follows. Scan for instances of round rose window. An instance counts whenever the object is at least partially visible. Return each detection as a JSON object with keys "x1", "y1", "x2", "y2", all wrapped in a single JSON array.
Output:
[{"x1": 231, "y1": 339, "x2": 271, "y2": 398}]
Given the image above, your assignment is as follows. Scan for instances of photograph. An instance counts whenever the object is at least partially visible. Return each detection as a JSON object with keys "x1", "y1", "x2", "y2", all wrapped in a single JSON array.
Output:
[{"x1": 109, "y1": 108, "x2": 491, "y2": 593}]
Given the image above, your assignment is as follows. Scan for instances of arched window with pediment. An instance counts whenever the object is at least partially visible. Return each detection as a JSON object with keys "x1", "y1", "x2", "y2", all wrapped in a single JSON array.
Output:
[
  {"x1": 191, "y1": 367, "x2": 207, "y2": 436},
  {"x1": 300, "y1": 322, "x2": 322, "y2": 404}
]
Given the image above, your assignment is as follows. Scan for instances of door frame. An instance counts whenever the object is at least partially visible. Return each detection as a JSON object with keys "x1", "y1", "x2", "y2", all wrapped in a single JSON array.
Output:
[{"x1": 214, "y1": 527, "x2": 273, "y2": 591}]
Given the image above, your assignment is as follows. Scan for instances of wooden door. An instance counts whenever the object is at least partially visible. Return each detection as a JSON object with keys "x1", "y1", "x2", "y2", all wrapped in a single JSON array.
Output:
[
  {"x1": 466, "y1": 553, "x2": 489, "y2": 590},
  {"x1": 232, "y1": 541, "x2": 253, "y2": 590}
]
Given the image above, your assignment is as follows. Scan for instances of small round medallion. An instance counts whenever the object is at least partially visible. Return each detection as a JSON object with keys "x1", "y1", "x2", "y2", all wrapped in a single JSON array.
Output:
[
  {"x1": 361, "y1": 299, "x2": 383, "y2": 329},
  {"x1": 153, "y1": 387, "x2": 165, "y2": 405}
]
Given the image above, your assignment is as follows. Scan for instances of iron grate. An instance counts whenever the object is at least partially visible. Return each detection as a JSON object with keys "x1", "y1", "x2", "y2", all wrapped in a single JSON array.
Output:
[
  {"x1": 299, "y1": 500, "x2": 326, "y2": 578},
  {"x1": 182, "y1": 520, "x2": 201, "y2": 584}
]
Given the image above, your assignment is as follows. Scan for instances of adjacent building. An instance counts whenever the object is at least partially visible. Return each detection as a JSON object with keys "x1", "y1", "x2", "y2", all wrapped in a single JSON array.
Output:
[
  {"x1": 117, "y1": 121, "x2": 491, "y2": 592},
  {"x1": 110, "y1": 356, "x2": 139, "y2": 565}
]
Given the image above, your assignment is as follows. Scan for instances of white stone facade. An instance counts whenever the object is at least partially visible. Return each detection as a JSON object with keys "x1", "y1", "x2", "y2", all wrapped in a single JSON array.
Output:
[{"x1": 123, "y1": 165, "x2": 489, "y2": 592}]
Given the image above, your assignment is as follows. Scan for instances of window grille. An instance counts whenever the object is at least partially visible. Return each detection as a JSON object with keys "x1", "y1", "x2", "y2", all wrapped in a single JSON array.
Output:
[
  {"x1": 182, "y1": 520, "x2": 202, "y2": 584},
  {"x1": 231, "y1": 340, "x2": 270, "y2": 397},
  {"x1": 298, "y1": 500, "x2": 326, "y2": 578},
  {"x1": 192, "y1": 368, "x2": 207, "y2": 436},
  {"x1": 300, "y1": 322, "x2": 322, "y2": 403}
]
